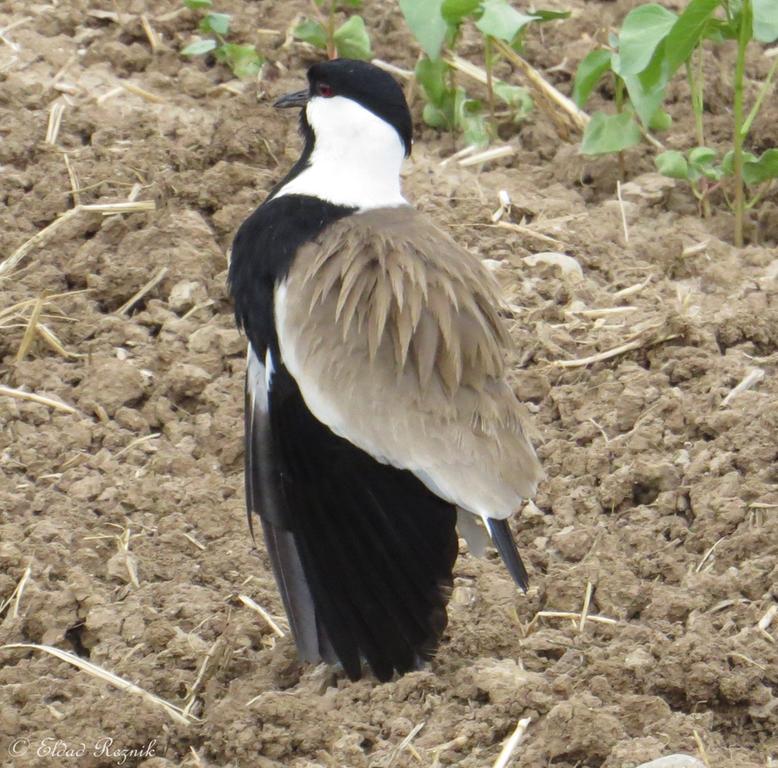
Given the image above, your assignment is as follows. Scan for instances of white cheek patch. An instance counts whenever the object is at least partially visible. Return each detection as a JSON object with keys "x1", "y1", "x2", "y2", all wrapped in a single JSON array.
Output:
[{"x1": 275, "y1": 96, "x2": 408, "y2": 210}]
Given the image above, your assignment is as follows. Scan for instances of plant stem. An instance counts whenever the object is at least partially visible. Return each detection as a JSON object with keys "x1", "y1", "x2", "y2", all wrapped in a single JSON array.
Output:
[
  {"x1": 485, "y1": 35, "x2": 496, "y2": 130},
  {"x1": 732, "y1": 0, "x2": 750, "y2": 247},
  {"x1": 326, "y1": 1, "x2": 336, "y2": 59},
  {"x1": 746, "y1": 180, "x2": 775, "y2": 210},
  {"x1": 615, "y1": 75, "x2": 626, "y2": 180},
  {"x1": 742, "y1": 54, "x2": 778, "y2": 138},
  {"x1": 687, "y1": 46, "x2": 711, "y2": 218},
  {"x1": 692, "y1": 46, "x2": 705, "y2": 147}
]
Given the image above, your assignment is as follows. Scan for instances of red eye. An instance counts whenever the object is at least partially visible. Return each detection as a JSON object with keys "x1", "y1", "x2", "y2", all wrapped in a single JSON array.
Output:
[{"x1": 317, "y1": 83, "x2": 334, "y2": 98}]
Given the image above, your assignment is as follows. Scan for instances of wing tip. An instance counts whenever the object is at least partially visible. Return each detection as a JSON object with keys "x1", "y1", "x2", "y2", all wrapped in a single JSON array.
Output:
[{"x1": 487, "y1": 518, "x2": 530, "y2": 591}]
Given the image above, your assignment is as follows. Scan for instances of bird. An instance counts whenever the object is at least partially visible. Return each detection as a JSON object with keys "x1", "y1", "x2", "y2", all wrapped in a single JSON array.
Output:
[{"x1": 228, "y1": 58, "x2": 542, "y2": 682}]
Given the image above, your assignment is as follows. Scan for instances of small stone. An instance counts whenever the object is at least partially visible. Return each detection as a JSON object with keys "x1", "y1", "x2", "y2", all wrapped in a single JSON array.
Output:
[
  {"x1": 77, "y1": 357, "x2": 145, "y2": 416},
  {"x1": 635, "y1": 756, "x2": 706, "y2": 768},
  {"x1": 624, "y1": 647, "x2": 654, "y2": 670},
  {"x1": 165, "y1": 363, "x2": 212, "y2": 399},
  {"x1": 69, "y1": 475, "x2": 103, "y2": 501},
  {"x1": 168, "y1": 280, "x2": 208, "y2": 312}
]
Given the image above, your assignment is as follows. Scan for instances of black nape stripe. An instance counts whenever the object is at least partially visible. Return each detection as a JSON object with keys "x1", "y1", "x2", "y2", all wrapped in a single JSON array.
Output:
[
  {"x1": 267, "y1": 364, "x2": 458, "y2": 681},
  {"x1": 228, "y1": 194, "x2": 355, "y2": 359}
]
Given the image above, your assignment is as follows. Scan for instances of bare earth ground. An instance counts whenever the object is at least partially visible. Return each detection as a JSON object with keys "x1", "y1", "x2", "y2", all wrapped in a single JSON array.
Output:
[{"x1": 1, "y1": 1, "x2": 777, "y2": 767}]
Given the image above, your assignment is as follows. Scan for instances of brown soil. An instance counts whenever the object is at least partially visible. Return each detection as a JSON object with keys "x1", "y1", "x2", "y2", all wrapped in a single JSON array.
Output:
[{"x1": 1, "y1": 2, "x2": 776, "y2": 767}]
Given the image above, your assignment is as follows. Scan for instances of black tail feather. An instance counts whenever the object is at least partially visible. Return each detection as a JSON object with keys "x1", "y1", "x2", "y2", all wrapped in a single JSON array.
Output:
[{"x1": 260, "y1": 365, "x2": 458, "y2": 681}]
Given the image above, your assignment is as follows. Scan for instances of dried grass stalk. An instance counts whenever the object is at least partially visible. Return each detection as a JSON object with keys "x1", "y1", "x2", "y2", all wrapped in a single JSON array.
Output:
[
  {"x1": 0, "y1": 383, "x2": 78, "y2": 414},
  {"x1": 122, "y1": 82, "x2": 164, "y2": 103},
  {"x1": 15, "y1": 295, "x2": 45, "y2": 362},
  {"x1": 116, "y1": 266, "x2": 168, "y2": 315},
  {"x1": 720, "y1": 368, "x2": 765, "y2": 407},
  {"x1": 0, "y1": 643, "x2": 196, "y2": 725},
  {"x1": 45, "y1": 102, "x2": 65, "y2": 145},
  {"x1": 140, "y1": 15, "x2": 160, "y2": 52},
  {"x1": 63, "y1": 154, "x2": 81, "y2": 206},
  {"x1": 492, "y1": 38, "x2": 588, "y2": 139},
  {"x1": 492, "y1": 716, "x2": 532, "y2": 768},
  {"x1": 0, "y1": 565, "x2": 32, "y2": 619},
  {"x1": 0, "y1": 202, "x2": 155, "y2": 277},
  {"x1": 238, "y1": 594, "x2": 287, "y2": 637},
  {"x1": 459, "y1": 145, "x2": 517, "y2": 167},
  {"x1": 554, "y1": 332, "x2": 680, "y2": 368}
]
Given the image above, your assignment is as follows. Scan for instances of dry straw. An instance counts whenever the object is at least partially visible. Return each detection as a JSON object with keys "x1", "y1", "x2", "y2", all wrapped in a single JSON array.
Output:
[
  {"x1": 0, "y1": 383, "x2": 78, "y2": 414},
  {"x1": 0, "y1": 201, "x2": 155, "y2": 278},
  {"x1": 0, "y1": 643, "x2": 197, "y2": 726},
  {"x1": 492, "y1": 716, "x2": 532, "y2": 768},
  {"x1": 237, "y1": 594, "x2": 287, "y2": 638}
]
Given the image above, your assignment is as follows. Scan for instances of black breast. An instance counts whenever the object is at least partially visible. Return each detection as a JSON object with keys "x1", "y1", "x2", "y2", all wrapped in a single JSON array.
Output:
[{"x1": 228, "y1": 194, "x2": 355, "y2": 358}]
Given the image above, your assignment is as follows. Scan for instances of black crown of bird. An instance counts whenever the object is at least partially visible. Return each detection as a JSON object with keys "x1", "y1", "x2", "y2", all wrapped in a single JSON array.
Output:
[{"x1": 228, "y1": 58, "x2": 543, "y2": 683}]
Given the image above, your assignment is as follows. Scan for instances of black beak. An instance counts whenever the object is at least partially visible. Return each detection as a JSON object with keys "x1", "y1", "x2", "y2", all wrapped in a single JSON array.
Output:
[{"x1": 273, "y1": 89, "x2": 309, "y2": 109}]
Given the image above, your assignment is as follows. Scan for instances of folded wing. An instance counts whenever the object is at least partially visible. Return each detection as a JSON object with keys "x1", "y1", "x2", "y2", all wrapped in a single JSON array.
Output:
[{"x1": 275, "y1": 206, "x2": 543, "y2": 522}]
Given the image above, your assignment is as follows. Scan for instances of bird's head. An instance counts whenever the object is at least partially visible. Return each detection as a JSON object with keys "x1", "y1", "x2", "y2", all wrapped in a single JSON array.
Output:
[{"x1": 275, "y1": 59, "x2": 412, "y2": 157}]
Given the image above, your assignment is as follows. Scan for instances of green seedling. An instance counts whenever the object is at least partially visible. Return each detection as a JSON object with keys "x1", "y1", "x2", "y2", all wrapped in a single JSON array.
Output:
[
  {"x1": 574, "y1": 0, "x2": 778, "y2": 245},
  {"x1": 181, "y1": 0, "x2": 263, "y2": 79},
  {"x1": 657, "y1": 146, "x2": 778, "y2": 220},
  {"x1": 293, "y1": 0, "x2": 372, "y2": 60},
  {"x1": 400, "y1": 0, "x2": 566, "y2": 146}
]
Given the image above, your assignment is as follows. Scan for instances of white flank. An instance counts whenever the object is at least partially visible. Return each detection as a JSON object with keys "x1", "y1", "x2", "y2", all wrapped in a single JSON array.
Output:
[
  {"x1": 264, "y1": 348, "x2": 275, "y2": 389},
  {"x1": 274, "y1": 282, "x2": 350, "y2": 435},
  {"x1": 275, "y1": 96, "x2": 408, "y2": 210},
  {"x1": 247, "y1": 346, "x2": 268, "y2": 414}
]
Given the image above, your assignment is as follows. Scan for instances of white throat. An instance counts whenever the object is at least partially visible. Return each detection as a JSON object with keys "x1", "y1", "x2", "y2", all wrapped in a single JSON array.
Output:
[{"x1": 275, "y1": 96, "x2": 408, "y2": 210}]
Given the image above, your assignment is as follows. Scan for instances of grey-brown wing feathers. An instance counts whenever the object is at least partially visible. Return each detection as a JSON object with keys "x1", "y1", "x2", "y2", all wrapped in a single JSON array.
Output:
[{"x1": 275, "y1": 206, "x2": 543, "y2": 523}]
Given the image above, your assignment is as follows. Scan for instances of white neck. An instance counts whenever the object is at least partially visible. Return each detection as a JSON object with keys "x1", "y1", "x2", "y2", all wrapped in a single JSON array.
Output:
[{"x1": 274, "y1": 96, "x2": 408, "y2": 210}]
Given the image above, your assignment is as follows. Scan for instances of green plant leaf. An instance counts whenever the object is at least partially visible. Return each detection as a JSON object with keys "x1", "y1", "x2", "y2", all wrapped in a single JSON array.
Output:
[
  {"x1": 687, "y1": 146, "x2": 721, "y2": 180},
  {"x1": 423, "y1": 102, "x2": 450, "y2": 129},
  {"x1": 616, "y1": 4, "x2": 677, "y2": 76},
  {"x1": 200, "y1": 12, "x2": 230, "y2": 36},
  {"x1": 493, "y1": 81, "x2": 532, "y2": 118},
  {"x1": 184, "y1": 0, "x2": 212, "y2": 9},
  {"x1": 742, "y1": 148, "x2": 778, "y2": 184},
  {"x1": 623, "y1": 39, "x2": 672, "y2": 126},
  {"x1": 341, "y1": 0, "x2": 364, "y2": 7},
  {"x1": 753, "y1": 0, "x2": 778, "y2": 42},
  {"x1": 665, "y1": 0, "x2": 721, "y2": 74},
  {"x1": 293, "y1": 19, "x2": 327, "y2": 49},
  {"x1": 688, "y1": 146, "x2": 717, "y2": 165},
  {"x1": 217, "y1": 43, "x2": 263, "y2": 78},
  {"x1": 721, "y1": 149, "x2": 758, "y2": 176},
  {"x1": 181, "y1": 38, "x2": 218, "y2": 56},
  {"x1": 475, "y1": 0, "x2": 538, "y2": 42},
  {"x1": 334, "y1": 15, "x2": 372, "y2": 59},
  {"x1": 454, "y1": 91, "x2": 489, "y2": 146},
  {"x1": 656, "y1": 150, "x2": 690, "y2": 179},
  {"x1": 462, "y1": 114, "x2": 490, "y2": 146},
  {"x1": 572, "y1": 49, "x2": 611, "y2": 107},
  {"x1": 649, "y1": 108, "x2": 672, "y2": 131},
  {"x1": 529, "y1": 9, "x2": 571, "y2": 21},
  {"x1": 441, "y1": 0, "x2": 480, "y2": 24},
  {"x1": 415, "y1": 56, "x2": 451, "y2": 105},
  {"x1": 580, "y1": 111, "x2": 642, "y2": 155},
  {"x1": 399, "y1": 0, "x2": 448, "y2": 59}
]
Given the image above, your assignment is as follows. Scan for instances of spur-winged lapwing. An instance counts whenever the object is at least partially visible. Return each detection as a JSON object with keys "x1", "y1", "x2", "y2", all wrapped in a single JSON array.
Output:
[{"x1": 229, "y1": 59, "x2": 542, "y2": 682}]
